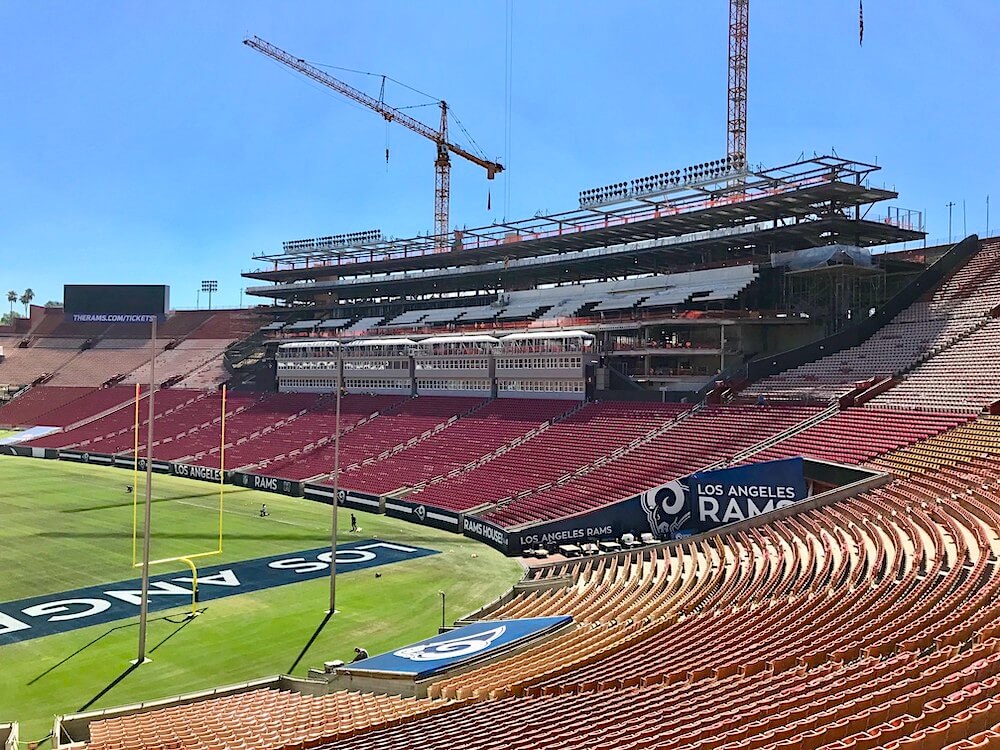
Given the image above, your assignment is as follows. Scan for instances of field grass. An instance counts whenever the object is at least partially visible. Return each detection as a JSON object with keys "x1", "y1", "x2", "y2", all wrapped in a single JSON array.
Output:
[
  {"x1": 0, "y1": 429, "x2": 17, "y2": 439},
  {"x1": 0, "y1": 456, "x2": 524, "y2": 742}
]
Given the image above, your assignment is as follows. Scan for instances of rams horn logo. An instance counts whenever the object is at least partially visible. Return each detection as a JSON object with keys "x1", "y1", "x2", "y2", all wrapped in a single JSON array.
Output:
[
  {"x1": 413, "y1": 505, "x2": 427, "y2": 522},
  {"x1": 82, "y1": 453, "x2": 91, "y2": 464},
  {"x1": 640, "y1": 479, "x2": 689, "y2": 537},
  {"x1": 337, "y1": 489, "x2": 346, "y2": 503},
  {"x1": 394, "y1": 625, "x2": 506, "y2": 661}
]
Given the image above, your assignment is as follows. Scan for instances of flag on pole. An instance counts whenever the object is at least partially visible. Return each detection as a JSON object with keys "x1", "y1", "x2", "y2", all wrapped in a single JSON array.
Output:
[{"x1": 859, "y1": 1, "x2": 864, "y2": 46}]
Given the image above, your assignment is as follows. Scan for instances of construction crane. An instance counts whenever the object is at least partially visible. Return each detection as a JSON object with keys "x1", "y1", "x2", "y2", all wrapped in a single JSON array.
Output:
[
  {"x1": 243, "y1": 35, "x2": 504, "y2": 242},
  {"x1": 727, "y1": 0, "x2": 749, "y2": 168},
  {"x1": 728, "y1": 1, "x2": 864, "y2": 167}
]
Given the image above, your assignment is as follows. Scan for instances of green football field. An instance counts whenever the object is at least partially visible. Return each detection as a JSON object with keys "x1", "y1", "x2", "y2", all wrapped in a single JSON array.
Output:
[
  {"x1": 0, "y1": 429, "x2": 16, "y2": 439},
  {"x1": 0, "y1": 456, "x2": 523, "y2": 743}
]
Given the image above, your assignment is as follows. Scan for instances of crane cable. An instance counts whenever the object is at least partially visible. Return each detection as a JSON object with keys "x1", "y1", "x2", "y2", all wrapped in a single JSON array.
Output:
[
  {"x1": 310, "y1": 60, "x2": 488, "y2": 171},
  {"x1": 310, "y1": 61, "x2": 440, "y2": 103},
  {"x1": 450, "y1": 111, "x2": 488, "y2": 161},
  {"x1": 379, "y1": 76, "x2": 390, "y2": 168}
]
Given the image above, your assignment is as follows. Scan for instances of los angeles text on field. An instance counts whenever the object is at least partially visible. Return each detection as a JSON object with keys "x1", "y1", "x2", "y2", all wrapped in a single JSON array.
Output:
[{"x1": 0, "y1": 540, "x2": 437, "y2": 645}]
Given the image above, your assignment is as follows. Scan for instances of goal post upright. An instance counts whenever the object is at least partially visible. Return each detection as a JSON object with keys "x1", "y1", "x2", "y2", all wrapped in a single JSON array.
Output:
[
  {"x1": 132, "y1": 382, "x2": 141, "y2": 567},
  {"x1": 136, "y1": 315, "x2": 157, "y2": 664},
  {"x1": 128, "y1": 383, "x2": 227, "y2": 653},
  {"x1": 218, "y1": 385, "x2": 226, "y2": 553}
]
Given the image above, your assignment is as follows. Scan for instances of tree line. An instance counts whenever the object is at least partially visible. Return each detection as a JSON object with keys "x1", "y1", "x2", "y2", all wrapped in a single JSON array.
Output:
[{"x1": 3, "y1": 289, "x2": 32, "y2": 325}]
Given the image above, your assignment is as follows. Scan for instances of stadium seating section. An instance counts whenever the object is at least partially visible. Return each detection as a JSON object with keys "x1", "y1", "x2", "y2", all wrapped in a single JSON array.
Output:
[
  {"x1": 0, "y1": 309, "x2": 259, "y2": 391},
  {"x1": 83, "y1": 688, "x2": 442, "y2": 750},
  {"x1": 274, "y1": 264, "x2": 761, "y2": 335},
  {"x1": 376, "y1": 401, "x2": 690, "y2": 512},
  {"x1": 0, "y1": 385, "x2": 120, "y2": 428},
  {"x1": 8, "y1": 242, "x2": 1000, "y2": 750},
  {"x1": 338, "y1": 398, "x2": 573, "y2": 495},
  {"x1": 745, "y1": 238, "x2": 1000, "y2": 404},
  {"x1": 261, "y1": 397, "x2": 486, "y2": 480},
  {"x1": 71, "y1": 418, "x2": 1000, "y2": 750},
  {"x1": 749, "y1": 408, "x2": 974, "y2": 465},
  {"x1": 477, "y1": 404, "x2": 820, "y2": 527}
]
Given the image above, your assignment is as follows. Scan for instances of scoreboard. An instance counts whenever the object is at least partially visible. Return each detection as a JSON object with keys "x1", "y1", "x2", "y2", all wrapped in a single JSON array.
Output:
[{"x1": 63, "y1": 285, "x2": 169, "y2": 323}]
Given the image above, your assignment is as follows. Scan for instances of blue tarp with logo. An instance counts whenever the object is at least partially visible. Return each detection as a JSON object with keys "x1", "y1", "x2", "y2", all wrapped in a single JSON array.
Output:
[{"x1": 345, "y1": 616, "x2": 573, "y2": 679}]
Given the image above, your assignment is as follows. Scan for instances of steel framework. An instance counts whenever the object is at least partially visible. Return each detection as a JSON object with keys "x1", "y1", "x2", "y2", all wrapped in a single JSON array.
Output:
[{"x1": 248, "y1": 156, "x2": 905, "y2": 272}]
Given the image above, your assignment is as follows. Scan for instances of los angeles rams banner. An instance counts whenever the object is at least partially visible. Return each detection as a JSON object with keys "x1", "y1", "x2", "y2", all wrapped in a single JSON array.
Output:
[
  {"x1": 343, "y1": 616, "x2": 572, "y2": 679},
  {"x1": 230, "y1": 470, "x2": 303, "y2": 497},
  {"x1": 685, "y1": 457, "x2": 808, "y2": 531},
  {"x1": 636, "y1": 458, "x2": 808, "y2": 536},
  {"x1": 465, "y1": 457, "x2": 810, "y2": 554}
]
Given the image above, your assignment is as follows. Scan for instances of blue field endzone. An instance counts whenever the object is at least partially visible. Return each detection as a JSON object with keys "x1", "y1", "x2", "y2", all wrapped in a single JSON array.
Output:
[{"x1": 0, "y1": 539, "x2": 438, "y2": 645}]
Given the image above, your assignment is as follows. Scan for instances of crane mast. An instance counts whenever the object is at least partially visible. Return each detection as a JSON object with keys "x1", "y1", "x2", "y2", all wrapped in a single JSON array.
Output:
[
  {"x1": 243, "y1": 35, "x2": 503, "y2": 241},
  {"x1": 728, "y1": 0, "x2": 749, "y2": 168},
  {"x1": 435, "y1": 102, "x2": 450, "y2": 244}
]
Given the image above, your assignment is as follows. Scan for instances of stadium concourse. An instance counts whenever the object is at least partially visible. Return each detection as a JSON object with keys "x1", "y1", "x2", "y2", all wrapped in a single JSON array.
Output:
[{"x1": 3, "y1": 237, "x2": 1000, "y2": 749}]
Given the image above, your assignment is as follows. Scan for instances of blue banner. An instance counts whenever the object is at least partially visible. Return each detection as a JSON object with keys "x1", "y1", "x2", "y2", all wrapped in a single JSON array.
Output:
[
  {"x1": 344, "y1": 616, "x2": 572, "y2": 679},
  {"x1": 464, "y1": 459, "x2": 809, "y2": 553},
  {"x1": 0, "y1": 539, "x2": 437, "y2": 645},
  {"x1": 686, "y1": 457, "x2": 807, "y2": 531}
]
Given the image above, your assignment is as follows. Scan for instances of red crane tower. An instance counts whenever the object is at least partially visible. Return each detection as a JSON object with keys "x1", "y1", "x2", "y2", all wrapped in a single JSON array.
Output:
[{"x1": 243, "y1": 36, "x2": 504, "y2": 242}]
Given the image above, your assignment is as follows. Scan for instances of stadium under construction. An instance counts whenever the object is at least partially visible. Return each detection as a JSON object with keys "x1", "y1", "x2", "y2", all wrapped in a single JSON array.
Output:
[{"x1": 243, "y1": 154, "x2": 927, "y2": 400}]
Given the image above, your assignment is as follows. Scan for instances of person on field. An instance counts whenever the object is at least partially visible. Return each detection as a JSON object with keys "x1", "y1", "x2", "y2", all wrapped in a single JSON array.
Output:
[
  {"x1": 260, "y1": 503, "x2": 268, "y2": 517},
  {"x1": 352, "y1": 647, "x2": 369, "y2": 662},
  {"x1": 351, "y1": 513, "x2": 359, "y2": 533}
]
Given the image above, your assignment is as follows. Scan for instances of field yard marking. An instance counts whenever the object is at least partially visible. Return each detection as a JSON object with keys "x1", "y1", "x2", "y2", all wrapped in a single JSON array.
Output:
[
  {"x1": 172, "y1": 498, "x2": 324, "y2": 531},
  {"x1": 0, "y1": 540, "x2": 440, "y2": 645}
]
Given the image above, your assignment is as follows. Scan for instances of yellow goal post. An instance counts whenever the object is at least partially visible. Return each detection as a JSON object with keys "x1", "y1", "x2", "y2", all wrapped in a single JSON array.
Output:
[{"x1": 130, "y1": 385, "x2": 228, "y2": 618}]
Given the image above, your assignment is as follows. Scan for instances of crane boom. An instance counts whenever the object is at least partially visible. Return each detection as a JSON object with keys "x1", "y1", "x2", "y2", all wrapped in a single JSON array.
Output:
[{"x1": 244, "y1": 35, "x2": 503, "y2": 240}]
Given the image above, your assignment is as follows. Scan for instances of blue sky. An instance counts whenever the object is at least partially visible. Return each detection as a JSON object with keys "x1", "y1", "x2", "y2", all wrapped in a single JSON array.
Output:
[{"x1": 1, "y1": 1, "x2": 997, "y2": 310}]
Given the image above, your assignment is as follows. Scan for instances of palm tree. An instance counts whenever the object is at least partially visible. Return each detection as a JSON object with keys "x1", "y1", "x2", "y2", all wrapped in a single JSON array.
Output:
[
  {"x1": 20, "y1": 288, "x2": 34, "y2": 316},
  {"x1": 6, "y1": 291, "x2": 15, "y2": 317}
]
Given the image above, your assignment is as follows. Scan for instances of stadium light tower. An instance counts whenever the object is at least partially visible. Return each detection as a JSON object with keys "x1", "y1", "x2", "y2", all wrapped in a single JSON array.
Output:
[{"x1": 201, "y1": 280, "x2": 218, "y2": 311}]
